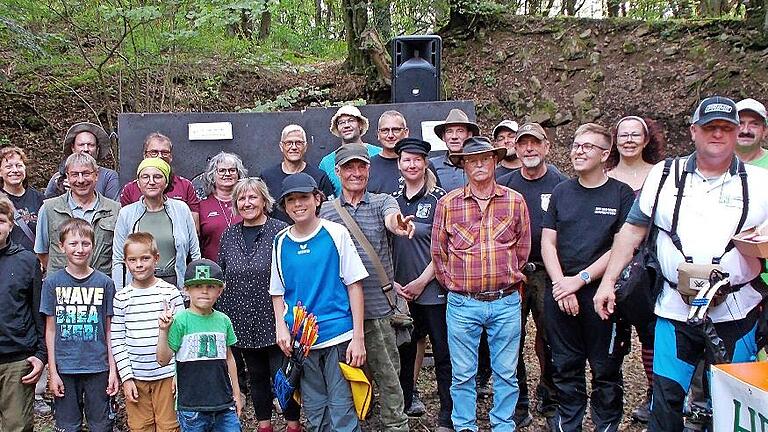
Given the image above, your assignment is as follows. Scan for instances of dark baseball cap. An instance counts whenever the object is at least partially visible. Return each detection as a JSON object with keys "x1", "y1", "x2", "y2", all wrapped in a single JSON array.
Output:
[
  {"x1": 691, "y1": 96, "x2": 739, "y2": 126},
  {"x1": 394, "y1": 138, "x2": 431, "y2": 156},
  {"x1": 279, "y1": 172, "x2": 318, "y2": 203},
  {"x1": 335, "y1": 144, "x2": 370, "y2": 166},
  {"x1": 184, "y1": 259, "x2": 224, "y2": 287}
]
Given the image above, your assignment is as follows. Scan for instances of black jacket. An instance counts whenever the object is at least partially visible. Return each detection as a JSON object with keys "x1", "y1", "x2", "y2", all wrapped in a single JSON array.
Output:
[{"x1": 0, "y1": 241, "x2": 46, "y2": 364}]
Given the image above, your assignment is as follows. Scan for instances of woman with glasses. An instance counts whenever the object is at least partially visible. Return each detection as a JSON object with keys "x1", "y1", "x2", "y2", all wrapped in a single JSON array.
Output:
[
  {"x1": 118, "y1": 133, "x2": 201, "y2": 227},
  {"x1": 606, "y1": 116, "x2": 665, "y2": 191},
  {"x1": 198, "y1": 152, "x2": 247, "y2": 261},
  {"x1": 112, "y1": 158, "x2": 201, "y2": 291},
  {"x1": 606, "y1": 116, "x2": 665, "y2": 424},
  {"x1": 216, "y1": 177, "x2": 301, "y2": 432}
]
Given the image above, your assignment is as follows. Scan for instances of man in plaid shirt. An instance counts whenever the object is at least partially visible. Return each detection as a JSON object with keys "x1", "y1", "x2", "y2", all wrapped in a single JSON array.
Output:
[{"x1": 431, "y1": 136, "x2": 531, "y2": 432}]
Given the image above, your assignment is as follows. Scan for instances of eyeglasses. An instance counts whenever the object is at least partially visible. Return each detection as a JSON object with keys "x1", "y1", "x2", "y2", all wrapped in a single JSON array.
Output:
[
  {"x1": 67, "y1": 170, "x2": 96, "y2": 179},
  {"x1": 145, "y1": 150, "x2": 172, "y2": 157},
  {"x1": 337, "y1": 119, "x2": 358, "y2": 127},
  {"x1": 139, "y1": 173, "x2": 166, "y2": 183},
  {"x1": 216, "y1": 168, "x2": 238, "y2": 176},
  {"x1": 464, "y1": 154, "x2": 495, "y2": 165},
  {"x1": 617, "y1": 132, "x2": 644, "y2": 142},
  {"x1": 281, "y1": 140, "x2": 306, "y2": 148},
  {"x1": 571, "y1": 142, "x2": 608, "y2": 152},
  {"x1": 378, "y1": 127, "x2": 405, "y2": 135}
]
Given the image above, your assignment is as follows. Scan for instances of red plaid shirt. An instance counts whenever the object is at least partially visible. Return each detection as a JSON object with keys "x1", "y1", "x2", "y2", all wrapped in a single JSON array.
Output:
[{"x1": 431, "y1": 184, "x2": 531, "y2": 293}]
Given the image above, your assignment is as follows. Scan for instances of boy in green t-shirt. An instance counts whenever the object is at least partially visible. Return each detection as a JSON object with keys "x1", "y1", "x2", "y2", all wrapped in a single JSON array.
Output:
[{"x1": 157, "y1": 259, "x2": 242, "y2": 432}]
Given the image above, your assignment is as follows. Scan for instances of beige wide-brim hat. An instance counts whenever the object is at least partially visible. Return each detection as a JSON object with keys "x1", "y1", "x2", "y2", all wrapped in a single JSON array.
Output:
[
  {"x1": 330, "y1": 105, "x2": 369, "y2": 137},
  {"x1": 62, "y1": 122, "x2": 111, "y2": 160},
  {"x1": 434, "y1": 109, "x2": 480, "y2": 138},
  {"x1": 448, "y1": 136, "x2": 507, "y2": 168}
]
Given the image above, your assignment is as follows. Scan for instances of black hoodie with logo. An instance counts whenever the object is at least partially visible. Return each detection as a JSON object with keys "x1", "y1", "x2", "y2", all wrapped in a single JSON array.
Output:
[{"x1": 0, "y1": 241, "x2": 46, "y2": 365}]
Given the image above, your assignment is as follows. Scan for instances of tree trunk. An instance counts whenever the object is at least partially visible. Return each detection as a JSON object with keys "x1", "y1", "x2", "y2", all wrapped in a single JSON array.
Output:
[
  {"x1": 342, "y1": 0, "x2": 370, "y2": 73},
  {"x1": 371, "y1": 0, "x2": 392, "y2": 42},
  {"x1": 314, "y1": 0, "x2": 323, "y2": 28},
  {"x1": 258, "y1": 10, "x2": 271, "y2": 39}
]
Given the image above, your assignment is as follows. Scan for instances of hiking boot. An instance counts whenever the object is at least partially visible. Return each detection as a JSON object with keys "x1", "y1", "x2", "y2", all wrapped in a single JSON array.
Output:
[
  {"x1": 631, "y1": 392, "x2": 652, "y2": 423},
  {"x1": 405, "y1": 391, "x2": 426, "y2": 417},
  {"x1": 33, "y1": 399, "x2": 51, "y2": 416},
  {"x1": 513, "y1": 411, "x2": 533, "y2": 428}
]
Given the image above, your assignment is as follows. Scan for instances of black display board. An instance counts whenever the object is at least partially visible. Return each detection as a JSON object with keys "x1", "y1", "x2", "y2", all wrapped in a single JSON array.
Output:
[{"x1": 117, "y1": 101, "x2": 475, "y2": 187}]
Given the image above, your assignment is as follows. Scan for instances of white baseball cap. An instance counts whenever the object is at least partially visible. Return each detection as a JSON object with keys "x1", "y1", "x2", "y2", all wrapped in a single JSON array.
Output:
[{"x1": 736, "y1": 98, "x2": 767, "y2": 125}]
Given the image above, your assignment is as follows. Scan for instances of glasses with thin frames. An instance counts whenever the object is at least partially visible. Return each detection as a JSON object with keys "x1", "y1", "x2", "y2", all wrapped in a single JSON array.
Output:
[
  {"x1": 464, "y1": 154, "x2": 495, "y2": 165},
  {"x1": 145, "y1": 150, "x2": 172, "y2": 157},
  {"x1": 139, "y1": 173, "x2": 166, "y2": 183},
  {"x1": 617, "y1": 132, "x2": 644, "y2": 142},
  {"x1": 571, "y1": 142, "x2": 608, "y2": 153},
  {"x1": 67, "y1": 170, "x2": 96, "y2": 179},
  {"x1": 281, "y1": 140, "x2": 306, "y2": 148},
  {"x1": 378, "y1": 127, "x2": 405, "y2": 135},
  {"x1": 337, "y1": 119, "x2": 358, "y2": 127},
  {"x1": 216, "y1": 168, "x2": 238, "y2": 176}
]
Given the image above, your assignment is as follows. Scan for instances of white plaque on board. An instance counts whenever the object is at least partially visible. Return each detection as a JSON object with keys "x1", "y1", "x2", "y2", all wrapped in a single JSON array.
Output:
[{"x1": 188, "y1": 122, "x2": 233, "y2": 141}]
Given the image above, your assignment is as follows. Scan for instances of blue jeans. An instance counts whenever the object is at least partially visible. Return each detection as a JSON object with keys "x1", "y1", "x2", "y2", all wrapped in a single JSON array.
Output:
[
  {"x1": 446, "y1": 291, "x2": 522, "y2": 432},
  {"x1": 177, "y1": 407, "x2": 240, "y2": 432}
]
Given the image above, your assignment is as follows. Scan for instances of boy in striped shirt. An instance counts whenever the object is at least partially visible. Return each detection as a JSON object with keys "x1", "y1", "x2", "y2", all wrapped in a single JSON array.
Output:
[{"x1": 111, "y1": 232, "x2": 184, "y2": 432}]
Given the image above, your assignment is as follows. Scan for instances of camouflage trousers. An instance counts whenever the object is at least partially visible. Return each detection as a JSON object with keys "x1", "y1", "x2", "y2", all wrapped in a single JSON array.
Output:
[{"x1": 364, "y1": 317, "x2": 410, "y2": 432}]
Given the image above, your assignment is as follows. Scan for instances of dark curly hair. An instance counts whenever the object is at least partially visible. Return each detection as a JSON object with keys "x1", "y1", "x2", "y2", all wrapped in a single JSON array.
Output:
[{"x1": 606, "y1": 116, "x2": 666, "y2": 170}]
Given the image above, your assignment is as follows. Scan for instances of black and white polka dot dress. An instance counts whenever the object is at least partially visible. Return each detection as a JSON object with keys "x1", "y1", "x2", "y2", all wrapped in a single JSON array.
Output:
[{"x1": 217, "y1": 217, "x2": 288, "y2": 349}]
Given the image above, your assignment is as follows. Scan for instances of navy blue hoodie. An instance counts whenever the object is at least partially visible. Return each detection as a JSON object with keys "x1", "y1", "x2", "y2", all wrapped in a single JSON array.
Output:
[{"x1": 0, "y1": 241, "x2": 46, "y2": 364}]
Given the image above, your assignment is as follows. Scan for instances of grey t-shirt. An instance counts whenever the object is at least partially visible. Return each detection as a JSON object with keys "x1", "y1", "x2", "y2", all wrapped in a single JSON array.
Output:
[
  {"x1": 319, "y1": 192, "x2": 399, "y2": 319},
  {"x1": 136, "y1": 210, "x2": 177, "y2": 275},
  {"x1": 40, "y1": 269, "x2": 115, "y2": 374},
  {"x1": 392, "y1": 185, "x2": 447, "y2": 305}
]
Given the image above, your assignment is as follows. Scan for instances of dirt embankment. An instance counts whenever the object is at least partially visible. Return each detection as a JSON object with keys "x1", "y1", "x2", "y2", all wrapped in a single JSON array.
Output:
[{"x1": 2, "y1": 16, "x2": 767, "y2": 184}]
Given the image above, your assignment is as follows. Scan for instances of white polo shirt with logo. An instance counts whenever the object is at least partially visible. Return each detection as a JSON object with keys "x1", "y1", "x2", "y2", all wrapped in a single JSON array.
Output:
[{"x1": 628, "y1": 153, "x2": 768, "y2": 323}]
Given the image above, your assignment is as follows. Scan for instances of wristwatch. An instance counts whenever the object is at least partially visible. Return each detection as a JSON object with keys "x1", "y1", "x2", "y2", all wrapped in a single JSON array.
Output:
[{"x1": 579, "y1": 270, "x2": 592, "y2": 285}]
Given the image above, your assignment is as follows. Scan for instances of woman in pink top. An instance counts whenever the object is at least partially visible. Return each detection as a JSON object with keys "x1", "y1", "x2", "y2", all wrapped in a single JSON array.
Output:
[{"x1": 198, "y1": 152, "x2": 246, "y2": 261}]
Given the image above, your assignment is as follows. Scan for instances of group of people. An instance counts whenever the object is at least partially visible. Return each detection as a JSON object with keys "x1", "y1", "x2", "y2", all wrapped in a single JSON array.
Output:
[{"x1": 0, "y1": 95, "x2": 766, "y2": 432}]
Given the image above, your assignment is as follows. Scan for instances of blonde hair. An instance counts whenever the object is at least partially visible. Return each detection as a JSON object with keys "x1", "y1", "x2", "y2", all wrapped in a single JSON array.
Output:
[
  {"x1": 124, "y1": 232, "x2": 160, "y2": 257},
  {"x1": 574, "y1": 123, "x2": 611, "y2": 148},
  {"x1": 232, "y1": 177, "x2": 275, "y2": 216}
]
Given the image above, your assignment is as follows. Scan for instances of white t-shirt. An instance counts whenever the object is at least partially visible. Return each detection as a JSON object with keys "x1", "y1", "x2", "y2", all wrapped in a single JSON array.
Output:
[{"x1": 635, "y1": 155, "x2": 768, "y2": 322}]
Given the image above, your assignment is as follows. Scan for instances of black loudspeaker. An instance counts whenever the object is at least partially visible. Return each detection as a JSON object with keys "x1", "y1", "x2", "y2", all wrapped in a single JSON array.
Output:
[{"x1": 391, "y1": 35, "x2": 442, "y2": 103}]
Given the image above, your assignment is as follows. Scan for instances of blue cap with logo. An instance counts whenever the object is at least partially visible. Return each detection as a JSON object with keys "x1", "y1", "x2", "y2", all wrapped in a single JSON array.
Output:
[{"x1": 691, "y1": 96, "x2": 739, "y2": 126}]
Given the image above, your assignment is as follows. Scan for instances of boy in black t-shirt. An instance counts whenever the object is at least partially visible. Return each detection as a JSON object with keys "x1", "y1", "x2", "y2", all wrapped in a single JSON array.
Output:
[{"x1": 541, "y1": 123, "x2": 634, "y2": 432}]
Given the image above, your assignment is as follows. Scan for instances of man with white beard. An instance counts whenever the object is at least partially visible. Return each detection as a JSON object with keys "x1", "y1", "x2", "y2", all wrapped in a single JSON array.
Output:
[{"x1": 498, "y1": 122, "x2": 566, "y2": 427}]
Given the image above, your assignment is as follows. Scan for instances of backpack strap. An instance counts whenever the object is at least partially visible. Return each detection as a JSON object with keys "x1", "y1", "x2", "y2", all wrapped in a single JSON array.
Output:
[
  {"x1": 716, "y1": 160, "x2": 749, "y2": 263},
  {"x1": 641, "y1": 157, "x2": 675, "y2": 245},
  {"x1": 667, "y1": 159, "x2": 691, "y2": 262}
]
